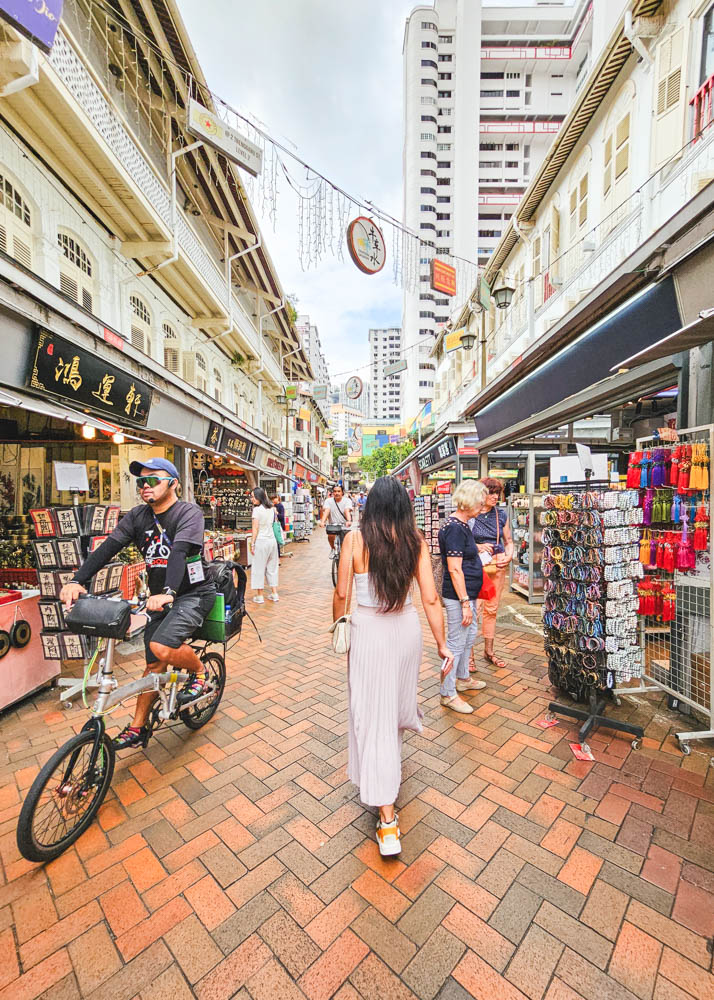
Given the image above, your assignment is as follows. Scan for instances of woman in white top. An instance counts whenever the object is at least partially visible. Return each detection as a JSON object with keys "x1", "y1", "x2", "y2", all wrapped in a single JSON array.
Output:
[
  {"x1": 333, "y1": 476, "x2": 454, "y2": 858},
  {"x1": 250, "y1": 487, "x2": 279, "y2": 604}
]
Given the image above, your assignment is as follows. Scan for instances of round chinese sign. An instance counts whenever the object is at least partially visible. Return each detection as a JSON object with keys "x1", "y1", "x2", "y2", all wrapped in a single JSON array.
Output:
[
  {"x1": 346, "y1": 217, "x2": 386, "y2": 275},
  {"x1": 345, "y1": 376, "x2": 363, "y2": 400}
]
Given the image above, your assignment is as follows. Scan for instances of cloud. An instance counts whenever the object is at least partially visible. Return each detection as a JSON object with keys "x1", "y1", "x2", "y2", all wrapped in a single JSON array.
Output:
[{"x1": 176, "y1": 0, "x2": 413, "y2": 379}]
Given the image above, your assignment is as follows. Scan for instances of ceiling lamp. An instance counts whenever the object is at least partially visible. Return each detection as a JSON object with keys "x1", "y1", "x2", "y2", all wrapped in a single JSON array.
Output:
[
  {"x1": 81, "y1": 424, "x2": 96, "y2": 439},
  {"x1": 112, "y1": 431, "x2": 125, "y2": 444}
]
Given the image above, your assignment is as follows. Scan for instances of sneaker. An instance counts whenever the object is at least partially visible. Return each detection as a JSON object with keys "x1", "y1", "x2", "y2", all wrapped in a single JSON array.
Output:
[
  {"x1": 112, "y1": 725, "x2": 150, "y2": 750},
  {"x1": 440, "y1": 695, "x2": 474, "y2": 714},
  {"x1": 253, "y1": 596, "x2": 265, "y2": 604},
  {"x1": 376, "y1": 814, "x2": 401, "y2": 856},
  {"x1": 456, "y1": 678, "x2": 487, "y2": 692},
  {"x1": 267, "y1": 594, "x2": 279, "y2": 602},
  {"x1": 177, "y1": 674, "x2": 207, "y2": 706}
]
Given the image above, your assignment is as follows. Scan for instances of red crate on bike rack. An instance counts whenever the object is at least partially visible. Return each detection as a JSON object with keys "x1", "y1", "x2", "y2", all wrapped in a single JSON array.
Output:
[{"x1": 120, "y1": 562, "x2": 146, "y2": 600}]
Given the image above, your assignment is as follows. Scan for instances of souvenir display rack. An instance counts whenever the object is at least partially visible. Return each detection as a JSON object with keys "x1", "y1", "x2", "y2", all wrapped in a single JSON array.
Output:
[
  {"x1": 291, "y1": 490, "x2": 314, "y2": 541},
  {"x1": 623, "y1": 425, "x2": 714, "y2": 755},
  {"x1": 30, "y1": 504, "x2": 124, "y2": 704},
  {"x1": 541, "y1": 485, "x2": 645, "y2": 749},
  {"x1": 413, "y1": 493, "x2": 454, "y2": 554},
  {"x1": 508, "y1": 494, "x2": 545, "y2": 604}
]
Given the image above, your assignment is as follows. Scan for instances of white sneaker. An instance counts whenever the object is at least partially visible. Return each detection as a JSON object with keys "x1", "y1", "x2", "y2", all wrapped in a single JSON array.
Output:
[
  {"x1": 268, "y1": 594, "x2": 279, "y2": 602},
  {"x1": 456, "y1": 678, "x2": 487, "y2": 692},
  {"x1": 376, "y1": 814, "x2": 401, "y2": 856},
  {"x1": 253, "y1": 596, "x2": 265, "y2": 604},
  {"x1": 440, "y1": 695, "x2": 474, "y2": 714}
]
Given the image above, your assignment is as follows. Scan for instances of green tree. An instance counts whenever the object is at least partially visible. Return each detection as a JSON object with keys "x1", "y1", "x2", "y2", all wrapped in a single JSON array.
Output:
[{"x1": 358, "y1": 441, "x2": 414, "y2": 481}]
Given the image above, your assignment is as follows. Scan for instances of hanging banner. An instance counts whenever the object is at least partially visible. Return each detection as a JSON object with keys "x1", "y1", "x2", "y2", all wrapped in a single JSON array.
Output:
[
  {"x1": 346, "y1": 217, "x2": 386, "y2": 275},
  {"x1": 384, "y1": 359, "x2": 408, "y2": 377},
  {"x1": 431, "y1": 259, "x2": 457, "y2": 296},
  {"x1": 479, "y1": 276, "x2": 491, "y2": 311},
  {"x1": 0, "y1": 0, "x2": 63, "y2": 54},
  {"x1": 285, "y1": 384, "x2": 298, "y2": 400},
  {"x1": 187, "y1": 99, "x2": 263, "y2": 177},
  {"x1": 313, "y1": 384, "x2": 329, "y2": 400},
  {"x1": 345, "y1": 376, "x2": 363, "y2": 400}
]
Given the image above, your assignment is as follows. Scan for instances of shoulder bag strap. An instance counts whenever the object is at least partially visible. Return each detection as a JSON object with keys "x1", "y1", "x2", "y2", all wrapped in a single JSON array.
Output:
[
  {"x1": 495, "y1": 508, "x2": 500, "y2": 548},
  {"x1": 344, "y1": 534, "x2": 354, "y2": 617}
]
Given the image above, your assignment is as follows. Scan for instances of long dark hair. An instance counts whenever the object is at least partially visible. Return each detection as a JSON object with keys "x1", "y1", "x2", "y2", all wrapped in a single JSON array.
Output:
[
  {"x1": 360, "y1": 477, "x2": 422, "y2": 612},
  {"x1": 252, "y1": 487, "x2": 272, "y2": 509}
]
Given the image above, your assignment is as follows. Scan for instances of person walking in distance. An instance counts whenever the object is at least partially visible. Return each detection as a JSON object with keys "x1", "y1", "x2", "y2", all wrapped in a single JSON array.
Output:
[
  {"x1": 250, "y1": 488, "x2": 279, "y2": 603},
  {"x1": 439, "y1": 480, "x2": 489, "y2": 714},
  {"x1": 333, "y1": 476, "x2": 453, "y2": 857},
  {"x1": 272, "y1": 493, "x2": 288, "y2": 559},
  {"x1": 471, "y1": 478, "x2": 514, "y2": 668},
  {"x1": 320, "y1": 484, "x2": 352, "y2": 548}
]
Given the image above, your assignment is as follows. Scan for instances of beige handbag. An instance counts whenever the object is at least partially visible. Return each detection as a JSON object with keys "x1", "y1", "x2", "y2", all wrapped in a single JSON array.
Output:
[
  {"x1": 328, "y1": 555, "x2": 353, "y2": 654},
  {"x1": 481, "y1": 509, "x2": 501, "y2": 576}
]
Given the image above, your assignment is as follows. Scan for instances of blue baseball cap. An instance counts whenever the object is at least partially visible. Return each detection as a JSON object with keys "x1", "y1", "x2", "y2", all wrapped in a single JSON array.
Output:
[{"x1": 129, "y1": 457, "x2": 180, "y2": 480}]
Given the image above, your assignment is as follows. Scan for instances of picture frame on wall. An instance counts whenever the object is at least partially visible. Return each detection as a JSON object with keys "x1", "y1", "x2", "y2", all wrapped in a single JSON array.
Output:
[{"x1": 99, "y1": 463, "x2": 112, "y2": 504}]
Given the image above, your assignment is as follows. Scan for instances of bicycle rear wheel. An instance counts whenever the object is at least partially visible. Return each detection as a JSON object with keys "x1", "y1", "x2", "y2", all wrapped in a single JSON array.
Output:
[
  {"x1": 17, "y1": 729, "x2": 115, "y2": 863},
  {"x1": 180, "y1": 651, "x2": 226, "y2": 730}
]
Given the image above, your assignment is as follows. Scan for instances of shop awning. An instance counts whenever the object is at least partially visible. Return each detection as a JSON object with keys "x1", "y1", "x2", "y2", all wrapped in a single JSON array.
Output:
[
  {"x1": 0, "y1": 388, "x2": 152, "y2": 442},
  {"x1": 612, "y1": 309, "x2": 714, "y2": 371},
  {"x1": 471, "y1": 357, "x2": 678, "y2": 454},
  {"x1": 474, "y1": 279, "x2": 682, "y2": 443}
]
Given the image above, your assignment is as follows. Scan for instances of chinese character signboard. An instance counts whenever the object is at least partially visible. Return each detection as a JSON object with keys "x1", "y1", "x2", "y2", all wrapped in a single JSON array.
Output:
[
  {"x1": 445, "y1": 328, "x2": 465, "y2": 353},
  {"x1": 417, "y1": 436, "x2": 457, "y2": 472},
  {"x1": 345, "y1": 376, "x2": 363, "y2": 400},
  {"x1": 0, "y1": 0, "x2": 63, "y2": 54},
  {"x1": 430, "y1": 259, "x2": 456, "y2": 296},
  {"x1": 187, "y1": 99, "x2": 263, "y2": 177},
  {"x1": 222, "y1": 430, "x2": 257, "y2": 465},
  {"x1": 312, "y1": 384, "x2": 329, "y2": 400},
  {"x1": 285, "y1": 384, "x2": 298, "y2": 400},
  {"x1": 346, "y1": 217, "x2": 386, "y2": 275},
  {"x1": 205, "y1": 422, "x2": 222, "y2": 453},
  {"x1": 27, "y1": 328, "x2": 151, "y2": 426},
  {"x1": 384, "y1": 359, "x2": 407, "y2": 377}
]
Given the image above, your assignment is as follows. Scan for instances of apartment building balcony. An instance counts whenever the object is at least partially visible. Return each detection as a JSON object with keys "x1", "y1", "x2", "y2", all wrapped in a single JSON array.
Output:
[{"x1": 486, "y1": 123, "x2": 714, "y2": 383}]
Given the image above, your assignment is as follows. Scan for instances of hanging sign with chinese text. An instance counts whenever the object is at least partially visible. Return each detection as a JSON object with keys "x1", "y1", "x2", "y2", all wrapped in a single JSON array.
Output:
[
  {"x1": 312, "y1": 384, "x2": 329, "y2": 400},
  {"x1": 187, "y1": 99, "x2": 263, "y2": 177},
  {"x1": 346, "y1": 217, "x2": 386, "y2": 275},
  {"x1": 431, "y1": 259, "x2": 456, "y2": 296},
  {"x1": 384, "y1": 359, "x2": 408, "y2": 377},
  {"x1": 27, "y1": 328, "x2": 152, "y2": 426},
  {"x1": 222, "y1": 429, "x2": 257, "y2": 464},
  {"x1": 445, "y1": 328, "x2": 465, "y2": 353},
  {"x1": 0, "y1": 0, "x2": 63, "y2": 54},
  {"x1": 345, "y1": 376, "x2": 363, "y2": 400}
]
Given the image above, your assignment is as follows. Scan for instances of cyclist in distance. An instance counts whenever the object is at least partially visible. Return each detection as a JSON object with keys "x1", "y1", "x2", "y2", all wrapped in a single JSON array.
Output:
[
  {"x1": 319, "y1": 484, "x2": 353, "y2": 549},
  {"x1": 59, "y1": 458, "x2": 216, "y2": 751}
]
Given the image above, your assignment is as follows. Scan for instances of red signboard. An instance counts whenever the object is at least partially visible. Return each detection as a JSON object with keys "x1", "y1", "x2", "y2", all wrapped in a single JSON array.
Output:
[
  {"x1": 430, "y1": 259, "x2": 457, "y2": 297},
  {"x1": 103, "y1": 328, "x2": 124, "y2": 350},
  {"x1": 435, "y1": 481, "x2": 452, "y2": 494},
  {"x1": 294, "y1": 464, "x2": 306, "y2": 479}
]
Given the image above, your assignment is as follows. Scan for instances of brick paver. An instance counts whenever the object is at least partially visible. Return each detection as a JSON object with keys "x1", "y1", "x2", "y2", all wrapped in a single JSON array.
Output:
[{"x1": 1, "y1": 529, "x2": 713, "y2": 998}]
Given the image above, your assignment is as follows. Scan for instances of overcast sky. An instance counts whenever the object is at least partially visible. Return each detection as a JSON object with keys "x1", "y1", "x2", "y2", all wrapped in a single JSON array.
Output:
[{"x1": 176, "y1": 0, "x2": 415, "y2": 385}]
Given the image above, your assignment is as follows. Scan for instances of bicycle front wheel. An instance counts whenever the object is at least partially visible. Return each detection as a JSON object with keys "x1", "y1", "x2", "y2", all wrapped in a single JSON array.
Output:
[
  {"x1": 17, "y1": 729, "x2": 115, "y2": 863},
  {"x1": 331, "y1": 550, "x2": 339, "y2": 587}
]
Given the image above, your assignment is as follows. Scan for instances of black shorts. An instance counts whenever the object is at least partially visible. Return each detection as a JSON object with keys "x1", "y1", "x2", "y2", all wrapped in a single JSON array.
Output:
[{"x1": 144, "y1": 585, "x2": 216, "y2": 663}]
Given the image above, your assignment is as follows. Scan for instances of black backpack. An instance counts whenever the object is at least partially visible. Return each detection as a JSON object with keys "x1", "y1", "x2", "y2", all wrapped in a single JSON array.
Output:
[{"x1": 207, "y1": 560, "x2": 247, "y2": 633}]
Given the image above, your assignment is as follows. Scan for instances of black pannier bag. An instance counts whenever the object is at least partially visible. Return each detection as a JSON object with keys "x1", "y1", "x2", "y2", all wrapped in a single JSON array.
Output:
[
  {"x1": 65, "y1": 596, "x2": 133, "y2": 638},
  {"x1": 204, "y1": 560, "x2": 247, "y2": 639}
]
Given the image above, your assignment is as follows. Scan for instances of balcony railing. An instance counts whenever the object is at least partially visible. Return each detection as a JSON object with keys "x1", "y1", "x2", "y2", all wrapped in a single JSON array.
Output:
[
  {"x1": 47, "y1": 29, "x2": 282, "y2": 383},
  {"x1": 484, "y1": 122, "x2": 714, "y2": 382},
  {"x1": 691, "y1": 73, "x2": 714, "y2": 142}
]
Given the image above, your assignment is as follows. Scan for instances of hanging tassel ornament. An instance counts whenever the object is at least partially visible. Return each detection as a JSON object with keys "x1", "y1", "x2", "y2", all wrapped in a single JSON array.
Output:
[{"x1": 693, "y1": 503, "x2": 709, "y2": 551}]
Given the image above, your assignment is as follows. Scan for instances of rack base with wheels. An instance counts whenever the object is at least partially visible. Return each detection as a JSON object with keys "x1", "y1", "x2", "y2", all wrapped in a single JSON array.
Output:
[{"x1": 547, "y1": 692, "x2": 643, "y2": 752}]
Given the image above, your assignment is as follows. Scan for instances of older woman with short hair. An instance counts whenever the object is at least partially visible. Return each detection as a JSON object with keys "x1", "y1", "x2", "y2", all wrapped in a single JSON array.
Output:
[{"x1": 438, "y1": 479, "x2": 489, "y2": 713}]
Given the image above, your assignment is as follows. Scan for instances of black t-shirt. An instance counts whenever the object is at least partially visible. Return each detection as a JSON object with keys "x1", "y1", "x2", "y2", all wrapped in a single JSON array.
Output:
[
  {"x1": 75, "y1": 500, "x2": 208, "y2": 596},
  {"x1": 439, "y1": 516, "x2": 484, "y2": 601}
]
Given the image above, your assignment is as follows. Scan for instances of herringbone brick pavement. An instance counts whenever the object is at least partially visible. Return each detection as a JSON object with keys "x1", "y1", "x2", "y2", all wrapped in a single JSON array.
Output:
[{"x1": 1, "y1": 528, "x2": 713, "y2": 1000}]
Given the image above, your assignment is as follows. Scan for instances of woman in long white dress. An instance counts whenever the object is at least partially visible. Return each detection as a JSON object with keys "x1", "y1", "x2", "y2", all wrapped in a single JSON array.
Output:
[
  {"x1": 333, "y1": 477, "x2": 453, "y2": 857},
  {"x1": 250, "y1": 488, "x2": 279, "y2": 604}
]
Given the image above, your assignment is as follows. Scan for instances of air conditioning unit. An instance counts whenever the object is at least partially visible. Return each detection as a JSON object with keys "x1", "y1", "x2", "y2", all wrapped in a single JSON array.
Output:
[{"x1": 611, "y1": 426, "x2": 634, "y2": 444}]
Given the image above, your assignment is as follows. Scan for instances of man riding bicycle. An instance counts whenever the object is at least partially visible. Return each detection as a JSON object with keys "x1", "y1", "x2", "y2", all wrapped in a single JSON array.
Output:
[
  {"x1": 59, "y1": 459, "x2": 216, "y2": 751},
  {"x1": 319, "y1": 485, "x2": 353, "y2": 549}
]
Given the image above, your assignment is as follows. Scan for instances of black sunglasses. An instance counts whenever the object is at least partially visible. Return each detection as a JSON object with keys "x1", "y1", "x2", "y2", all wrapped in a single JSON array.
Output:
[{"x1": 136, "y1": 475, "x2": 173, "y2": 488}]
